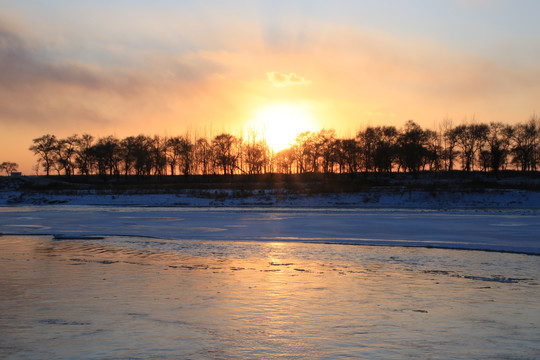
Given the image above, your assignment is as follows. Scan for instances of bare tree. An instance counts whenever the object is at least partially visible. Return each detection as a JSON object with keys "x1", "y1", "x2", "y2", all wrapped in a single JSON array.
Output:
[
  {"x1": 194, "y1": 138, "x2": 212, "y2": 175},
  {"x1": 454, "y1": 124, "x2": 489, "y2": 172},
  {"x1": 244, "y1": 136, "x2": 269, "y2": 175},
  {"x1": 292, "y1": 132, "x2": 313, "y2": 173},
  {"x1": 397, "y1": 120, "x2": 427, "y2": 173},
  {"x1": 423, "y1": 129, "x2": 443, "y2": 171},
  {"x1": 75, "y1": 134, "x2": 94, "y2": 175},
  {"x1": 357, "y1": 126, "x2": 397, "y2": 172},
  {"x1": 0, "y1": 161, "x2": 18, "y2": 175},
  {"x1": 177, "y1": 136, "x2": 193, "y2": 176},
  {"x1": 356, "y1": 127, "x2": 375, "y2": 172},
  {"x1": 274, "y1": 148, "x2": 294, "y2": 174},
  {"x1": 357, "y1": 126, "x2": 397, "y2": 173},
  {"x1": 439, "y1": 118, "x2": 457, "y2": 171},
  {"x1": 511, "y1": 117, "x2": 539, "y2": 171},
  {"x1": 318, "y1": 129, "x2": 338, "y2": 173},
  {"x1": 212, "y1": 133, "x2": 238, "y2": 175},
  {"x1": 151, "y1": 135, "x2": 168, "y2": 176},
  {"x1": 166, "y1": 136, "x2": 182, "y2": 175},
  {"x1": 337, "y1": 139, "x2": 359, "y2": 174},
  {"x1": 131, "y1": 135, "x2": 153, "y2": 176},
  {"x1": 54, "y1": 135, "x2": 79, "y2": 177},
  {"x1": 89, "y1": 136, "x2": 121, "y2": 176},
  {"x1": 485, "y1": 122, "x2": 513, "y2": 172},
  {"x1": 29, "y1": 134, "x2": 58, "y2": 176}
]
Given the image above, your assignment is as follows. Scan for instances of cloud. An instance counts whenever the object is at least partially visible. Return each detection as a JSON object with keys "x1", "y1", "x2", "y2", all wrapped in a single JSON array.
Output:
[
  {"x1": 267, "y1": 72, "x2": 309, "y2": 87},
  {"x1": 0, "y1": 20, "x2": 144, "y2": 125},
  {"x1": 0, "y1": 18, "x2": 242, "y2": 173},
  {"x1": 3, "y1": 9, "x2": 540, "y2": 174},
  {"x1": 0, "y1": 21, "x2": 117, "y2": 92},
  {"x1": 0, "y1": 18, "x2": 231, "y2": 130}
]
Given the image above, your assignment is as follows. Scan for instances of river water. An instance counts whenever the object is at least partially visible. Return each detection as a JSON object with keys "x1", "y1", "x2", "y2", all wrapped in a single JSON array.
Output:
[
  {"x1": 1, "y1": 235, "x2": 539, "y2": 359},
  {"x1": 1, "y1": 206, "x2": 539, "y2": 359}
]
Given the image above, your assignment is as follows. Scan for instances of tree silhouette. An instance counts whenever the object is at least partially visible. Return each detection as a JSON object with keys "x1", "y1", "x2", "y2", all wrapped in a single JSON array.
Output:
[
  {"x1": 120, "y1": 136, "x2": 138, "y2": 176},
  {"x1": 0, "y1": 161, "x2": 18, "y2": 175},
  {"x1": 177, "y1": 136, "x2": 193, "y2": 176},
  {"x1": 26, "y1": 117, "x2": 540, "y2": 177},
  {"x1": 443, "y1": 126, "x2": 459, "y2": 171},
  {"x1": 358, "y1": 126, "x2": 398, "y2": 173},
  {"x1": 318, "y1": 129, "x2": 338, "y2": 173},
  {"x1": 29, "y1": 134, "x2": 58, "y2": 176},
  {"x1": 166, "y1": 136, "x2": 181, "y2": 175},
  {"x1": 484, "y1": 122, "x2": 513, "y2": 172},
  {"x1": 511, "y1": 117, "x2": 539, "y2": 171},
  {"x1": 356, "y1": 127, "x2": 376, "y2": 172},
  {"x1": 397, "y1": 121, "x2": 427, "y2": 173},
  {"x1": 274, "y1": 148, "x2": 295, "y2": 174},
  {"x1": 212, "y1": 133, "x2": 238, "y2": 175},
  {"x1": 194, "y1": 138, "x2": 212, "y2": 175},
  {"x1": 132, "y1": 135, "x2": 153, "y2": 176},
  {"x1": 244, "y1": 138, "x2": 269, "y2": 175},
  {"x1": 292, "y1": 131, "x2": 313, "y2": 173},
  {"x1": 54, "y1": 135, "x2": 79, "y2": 177},
  {"x1": 454, "y1": 124, "x2": 489, "y2": 172},
  {"x1": 151, "y1": 135, "x2": 168, "y2": 176},
  {"x1": 337, "y1": 139, "x2": 359, "y2": 174},
  {"x1": 423, "y1": 129, "x2": 443, "y2": 171},
  {"x1": 75, "y1": 134, "x2": 94, "y2": 175},
  {"x1": 89, "y1": 136, "x2": 121, "y2": 176}
]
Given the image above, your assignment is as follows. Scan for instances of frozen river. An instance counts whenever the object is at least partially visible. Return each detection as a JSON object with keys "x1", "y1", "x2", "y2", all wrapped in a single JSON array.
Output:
[
  {"x1": 1, "y1": 206, "x2": 539, "y2": 253},
  {"x1": 1, "y1": 206, "x2": 539, "y2": 359}
]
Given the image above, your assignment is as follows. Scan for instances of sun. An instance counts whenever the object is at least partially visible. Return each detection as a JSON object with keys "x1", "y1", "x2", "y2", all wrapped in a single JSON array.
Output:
[{"x1": 247, "y1": 103, "x2": 319, "y2": 152}]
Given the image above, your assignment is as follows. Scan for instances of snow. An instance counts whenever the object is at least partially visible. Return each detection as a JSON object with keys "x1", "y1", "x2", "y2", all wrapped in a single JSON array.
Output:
[
  {"x1": 1, "y1": 187, "x2": 540, "y2": 209},
  {"x1": 1, "y1": 177, "x2": 539, "y2": 254},
  {"x1": 2, "y1": 179, "x2": 538, "y2": 360}
]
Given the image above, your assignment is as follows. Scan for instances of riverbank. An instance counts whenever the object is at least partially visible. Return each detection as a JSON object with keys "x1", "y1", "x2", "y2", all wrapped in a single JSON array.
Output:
[{"x1": 1, "y1": 173, "x2": 540, "y2": 209}]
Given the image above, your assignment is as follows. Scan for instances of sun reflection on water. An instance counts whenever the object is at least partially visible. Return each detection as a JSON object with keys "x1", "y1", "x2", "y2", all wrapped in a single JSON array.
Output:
[{"x1": 1, "y1": 236, "x2": 539, "y2": 359}]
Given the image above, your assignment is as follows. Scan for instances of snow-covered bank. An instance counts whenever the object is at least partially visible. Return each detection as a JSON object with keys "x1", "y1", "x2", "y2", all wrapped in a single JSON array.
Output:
[
  {"x1": 1, "y1": 187, "x2": 540, "y2": 209},
  {"x1": 1, "y1": 176, "x2": 539, "y2": 255},
  {"x1": 1, "y1": 173, "x2": 540, "y2": 209}
]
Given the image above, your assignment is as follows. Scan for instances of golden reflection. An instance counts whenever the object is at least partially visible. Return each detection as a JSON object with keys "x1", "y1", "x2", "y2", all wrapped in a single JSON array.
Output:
[{"x1": 2, "y1": 236, "x2": 539, "y2": 359}]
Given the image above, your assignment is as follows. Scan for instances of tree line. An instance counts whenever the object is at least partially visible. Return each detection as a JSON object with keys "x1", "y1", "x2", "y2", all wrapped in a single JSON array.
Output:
[{"x1": 28, "y1": 117, "x2": 539, "y2": 177}]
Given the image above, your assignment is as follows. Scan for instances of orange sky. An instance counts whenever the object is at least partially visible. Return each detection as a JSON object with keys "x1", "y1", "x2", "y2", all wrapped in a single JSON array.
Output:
[{"x1": 1, "y1": 1, "x2": 540, "y2": 173}]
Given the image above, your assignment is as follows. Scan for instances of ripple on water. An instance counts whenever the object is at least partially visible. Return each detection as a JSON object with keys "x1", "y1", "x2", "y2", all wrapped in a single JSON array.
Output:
[{"x1": 0, "y1": 236, "x2": 538, "y2": 360}]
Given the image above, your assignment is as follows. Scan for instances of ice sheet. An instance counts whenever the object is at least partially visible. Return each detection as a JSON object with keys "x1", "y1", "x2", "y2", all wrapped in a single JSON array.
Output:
[{"x1": 1, "y1": 206, "x2": 539, "y2": 254}]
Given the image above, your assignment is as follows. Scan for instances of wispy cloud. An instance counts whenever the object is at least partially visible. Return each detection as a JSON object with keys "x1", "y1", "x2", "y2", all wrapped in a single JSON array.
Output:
[
  {"x1": 267, "y1": 72, "x2": 309, "y2": 87},
  {"x1": 0, "y1": 18, "x2": 230, "y2": 129}
]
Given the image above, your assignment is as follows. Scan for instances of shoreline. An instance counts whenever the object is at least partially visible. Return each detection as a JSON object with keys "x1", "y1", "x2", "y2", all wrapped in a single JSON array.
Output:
[
  {"x1": 2, "y1": 173, "x2": 540, "y2": 209},
  {"x1": 1, "y1": 233, "x2": 539, "y2": 256},
  {"x1": 2, "y1": 188, "x2": 540, "y2": 210}
]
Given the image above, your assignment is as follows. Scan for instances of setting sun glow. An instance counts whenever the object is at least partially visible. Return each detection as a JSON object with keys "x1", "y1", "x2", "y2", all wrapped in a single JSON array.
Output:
[
  {"x1": 3, "y1": 2, "x2": 540, "y2": 174},
  {"x1": 247, "y1": 103, "x2": 319, "y2": 152}
]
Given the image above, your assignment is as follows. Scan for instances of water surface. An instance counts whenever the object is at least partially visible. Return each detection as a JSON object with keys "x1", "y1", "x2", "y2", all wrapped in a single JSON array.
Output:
[{"x1": 1, "y1": 235, "x2": 538, "y2": 359}]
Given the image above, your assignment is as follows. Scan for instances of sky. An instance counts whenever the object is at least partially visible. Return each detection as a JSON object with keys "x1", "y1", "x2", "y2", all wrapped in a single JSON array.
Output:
[{"x1": 1, "y1": 0, "x2": 540, "y2": 173}]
